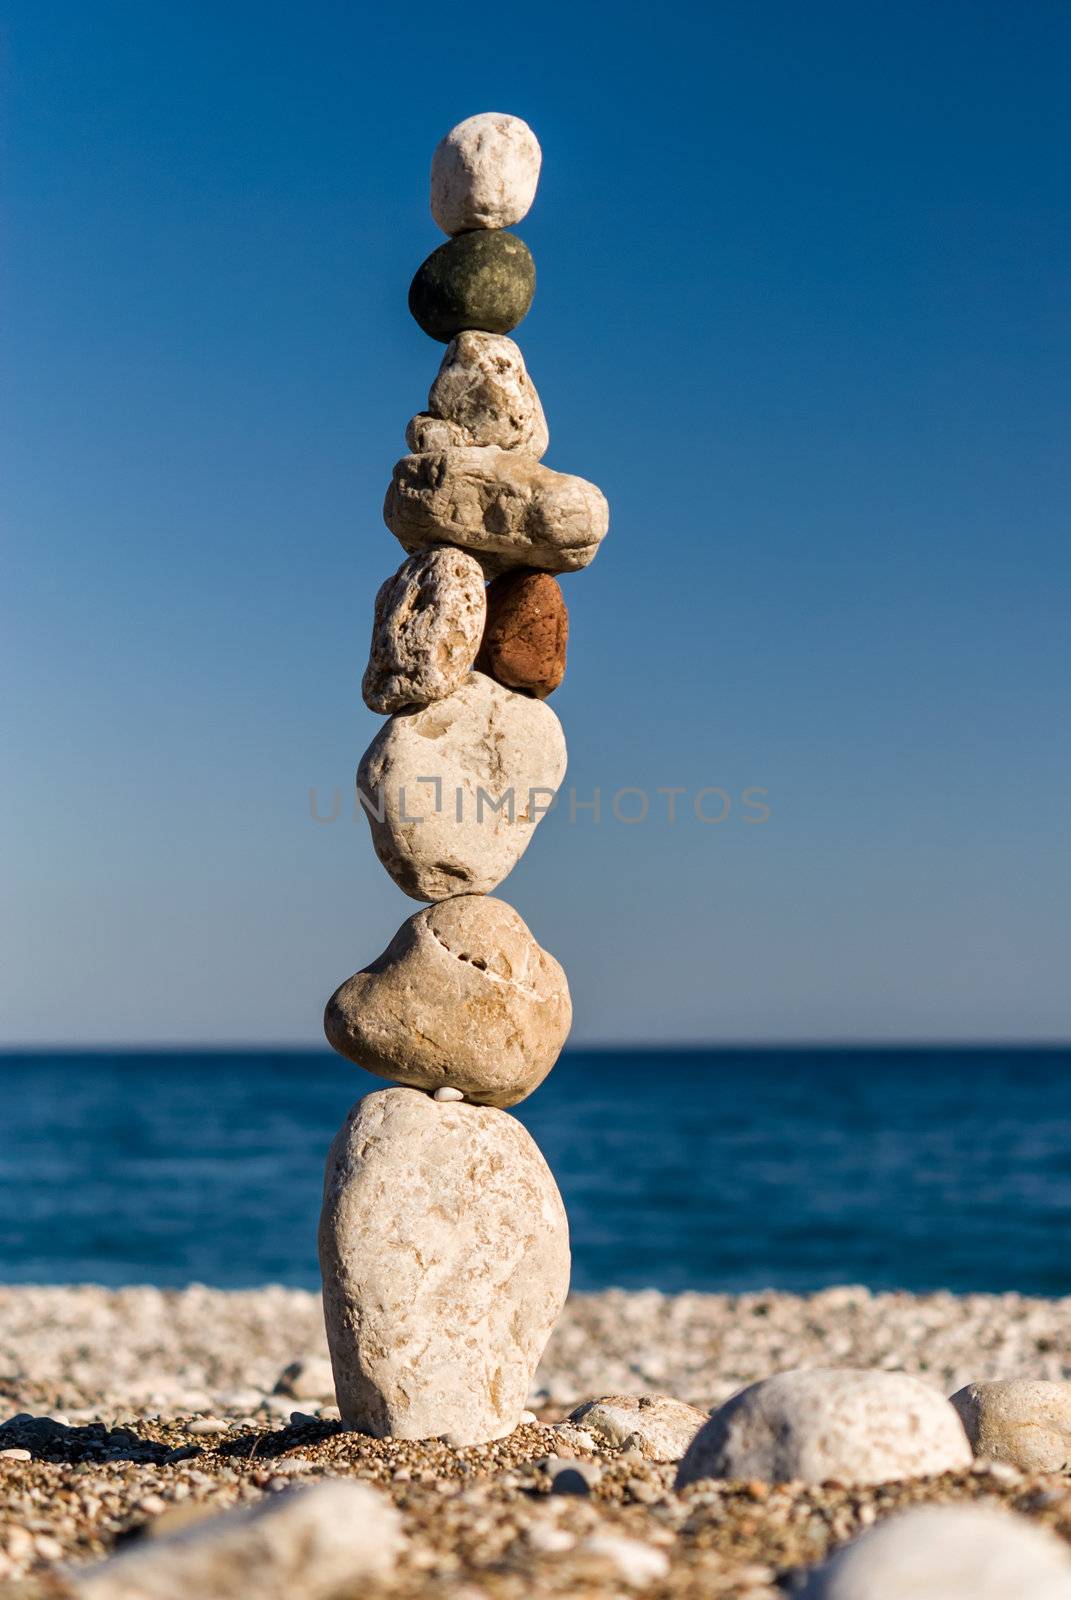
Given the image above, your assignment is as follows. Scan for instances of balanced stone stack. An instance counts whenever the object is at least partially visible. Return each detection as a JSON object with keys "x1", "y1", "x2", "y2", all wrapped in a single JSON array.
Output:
[{"x1": 319, "y1": 114, "x2": 608, "y2": 1448}]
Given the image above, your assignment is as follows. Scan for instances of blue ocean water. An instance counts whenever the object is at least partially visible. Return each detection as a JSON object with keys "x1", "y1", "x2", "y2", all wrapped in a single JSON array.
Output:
[{"x1": 1, "y1": 1049, "x2": 1068, "y2": 1295}]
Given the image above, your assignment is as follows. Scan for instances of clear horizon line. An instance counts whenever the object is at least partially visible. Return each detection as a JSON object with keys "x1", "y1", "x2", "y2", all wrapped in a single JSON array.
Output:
[{"x1": 2, "y1": 1038, "x2": 1069, "y2": 1055}]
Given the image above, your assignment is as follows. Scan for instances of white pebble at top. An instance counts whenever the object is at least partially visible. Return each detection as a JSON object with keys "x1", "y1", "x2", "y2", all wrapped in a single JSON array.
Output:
[
  {"x1": 430, "y1": 112, "x2": 542, "y2": 236},
  {"x1": 433, "y1": 1086, "x2": 465, "y2": 1102}
]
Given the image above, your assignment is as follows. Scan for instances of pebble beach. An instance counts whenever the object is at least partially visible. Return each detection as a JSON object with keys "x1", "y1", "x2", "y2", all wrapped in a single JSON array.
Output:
[{"x1": 2, "y1": 1285, "x2": 1070, "y2": 1596}]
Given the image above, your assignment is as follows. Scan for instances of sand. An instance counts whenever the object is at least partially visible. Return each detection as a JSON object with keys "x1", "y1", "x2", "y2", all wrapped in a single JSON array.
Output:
[{"x1": 1, "y1": 1285, "x2": 1069, "y2": 1594}]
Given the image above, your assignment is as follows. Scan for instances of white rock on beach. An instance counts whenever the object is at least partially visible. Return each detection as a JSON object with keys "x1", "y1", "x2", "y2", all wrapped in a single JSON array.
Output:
[
  {"x1": 357, "y1": 671, "x2": 567, "y2": 900},
  {"x1": 949, "y1": 1379, "x2": 1071, "y2": 1472},
  {"x1": 385, "y1": 447, "x2": 608, "y2": 576},
  {"x1": 319, "y1": 1087, "x2": 570, "y2": 1445},
  {"x1": 323, "y1": 894, "x2": 571, "y2": 1108},
  {"x1": 427, "y1": 331, "x2": 549, "y2": 458},
  {"x1": 362, "y1": 547, "x2": 486, "y2": 714},
  {"x1": 430, "y1": 112, "x2": 541, "y2": 235},
  {"x1": 75, "y1": 1481, "x2": 404, "y2": 1599},
  {"x1": 676, "y1": 1368, "x2": 973, "y2": 1487},
  {"x1": 798, "y1": 1504, "x2": 1071, "y2": 1599},
  {"x1": 569, "y1": 1393, "x2": 708, "y2": 1460}
]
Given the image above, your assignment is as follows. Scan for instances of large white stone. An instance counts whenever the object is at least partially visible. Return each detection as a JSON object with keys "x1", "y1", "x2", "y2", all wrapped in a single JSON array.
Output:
[
  {"x1": 675, "y1": 1368, "x2": 972, "y2": 1487},
  {"x1": 430, "y1": 112, "x2": 541, "y2": 235},
  {"x1": 357, "y1": 671, "x2": 566, "y2": 900},
  {"x1": 798, "y1": 1505, "x2": 1071, "y2": 1599},
  {"x1": 949, "y1": 1379, "x2": 1071, "y2": 1472},
  {"x1": 569, "y1": 1393, "x2": 708, "y2": 1460},
  {"x1": 362, "y1": 547, "x2": 486, "y2": 714},
  {"x1": 385, "y1": 447, "x2": 608, "y2": 576},
  {"x1": 319, "y1": 1087, "x2": 570, "y2": 1445},
  {"x1": 324, "y1": 894, "x2": 571, "y2": 1108},
  {"x1": 425, "y1": 331, "x2": 548, "y2": 458},
  {"x1": 75, "y1": 1481, "x2": 404, "y2": 1599}
]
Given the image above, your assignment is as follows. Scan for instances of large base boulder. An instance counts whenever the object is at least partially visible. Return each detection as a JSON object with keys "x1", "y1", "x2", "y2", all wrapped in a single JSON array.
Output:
[{"x1": 319, "y1": 1087, "x2": 570, "y2": 1445}]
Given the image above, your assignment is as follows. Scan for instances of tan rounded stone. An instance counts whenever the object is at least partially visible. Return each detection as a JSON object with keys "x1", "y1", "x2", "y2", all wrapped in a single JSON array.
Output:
[
  {"x1": 318, "y1": 1087, "x2": 570, "y2": 1444},
  {"x1": 323, "y1": 894, "x2": 571, "y2": 1108},
  {"x1": 357, "y1": 671, "x2": 566, "y2": 900},
  {"x1": 430, "y1": 113, "x2": 541, "y2": 235},
  {"x1": 428, "y1": 331, "x2": 548, "y2": 458},
  {"x1": 569, "y1": 1394, "x2": 708, "y2": 1461},
  {"x1": 405, "y1": 413, "x2": 473, "y2": 452},
  {"x1": 949, "y1": 1379, "x2": 1071, "y2": 1472},
  {"x1": 384, "y1": 447, "x2": 608, "y2": 576},
  {"x1": 675, "y1": 1369, "x2": 972, "y2": 1488},
  {"x1": 362, "y1": 547, "x2": 486, "y2": 714},
  {"x1": 477, "y1": 570, "x2": 568, "y2": 697}
]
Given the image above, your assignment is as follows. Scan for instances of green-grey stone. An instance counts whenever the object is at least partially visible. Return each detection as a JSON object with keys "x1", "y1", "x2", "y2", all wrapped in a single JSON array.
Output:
[{"x1": 408, "y1": 231, "x2": 535, "y2": 343}]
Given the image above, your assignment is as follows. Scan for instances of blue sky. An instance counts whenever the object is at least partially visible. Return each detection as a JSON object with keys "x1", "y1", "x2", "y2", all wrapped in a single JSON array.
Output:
[{"x1": 4, "y1": 1, "x2": 1069, "y2": 1046}]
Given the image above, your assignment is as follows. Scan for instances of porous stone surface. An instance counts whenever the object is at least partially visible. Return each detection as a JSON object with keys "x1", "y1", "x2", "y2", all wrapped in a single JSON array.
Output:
[
  {"x1": 949, "y1": 1379, "x2": 1071, "y2": 1472},
  {"x1": 408, "y1": 230, "x2": 535, "y2": 343},
  {"x1": 428, "y1": 330, "x2": 548, "y2": 457},
  {"x1": 362, "y1": 547, "x2": 486, "y2": 714},
  {"x1": 798, "y1": 1504, "x2": 1071, "y2": 1599},
  {"x1": 569, "y1": 1394, "x2": 708, "y2": 1461},
  {"x1": 477, "y1": 569, "x2": 568, "y2": 697},
  {"x1": 430, "y1": 112, "x2": 542, "y2": 235},
  {"x1": 676, "y1": 1368, "x2": 973, "y2": 1487},
  {"x1": 356, "y1": 671, "x2": 566, "y2": 900},
  {"x1": 385, "y1": 446, "x2": 608, "y2": 575},
  {"x1": 318, "y1": 1087, "x2": 570, "y2": 1445},
  {"x1": 75, "y1": 1480, "x2": 404, "y2": 1599},
  {"x1": 405, "y1": 412, "x2": 473, "y2": 452},
  {"x1": 323, "y1": 894, "x2": 571, "y2": 1108}
]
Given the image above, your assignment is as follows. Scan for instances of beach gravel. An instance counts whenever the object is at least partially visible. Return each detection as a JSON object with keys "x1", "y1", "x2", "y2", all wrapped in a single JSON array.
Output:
[{"x1": 1, "y1": 1285, "x2": 1069, "y2": 1596}]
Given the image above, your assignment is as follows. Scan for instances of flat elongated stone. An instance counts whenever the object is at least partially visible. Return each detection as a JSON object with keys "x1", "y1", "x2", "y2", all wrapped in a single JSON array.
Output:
[
  {"x1": 385, "y1": 447, "x2": 608, "y2": 576},
  {"x1": 409, "y1": 230, "x2": 535, "y2": 343},
  {"x1": 428, "y1": 331, "x2": 548, "y2": 458},
  {"x1": 324, "y1": 895, "x2": 571, "y2": 1108},
  {"x1": 76, "y1": 1482, "x2": 404, "y2": 1599},
  {"x1": 357, "y1": 671, "x2": 566, "y2": 900},
  {"x1": 477, "y1": 570, "x2": 568, "y2": 697},
  {"x1": 362, "y1": 548, "x2": 486, "y2": 714},
  {"x1": 319, "y1": 1087, "x2": 570, "y2": 1444},
  {"x1": 430, "y1": 113, "x2": 541, "y2": 235},
  {"x1": 568, "y1": 1394, "x2": 708, "y2": 1461},
  {"x1": 799, "y1": 1504, "x2": 1071, "y2": 1599},
  {"x1": 676, "y1": 1369, "x2": 972, "y2": 1487},
  {"x1": 949, "y1": 1379, "x2": 1071, "y2": 1472}
]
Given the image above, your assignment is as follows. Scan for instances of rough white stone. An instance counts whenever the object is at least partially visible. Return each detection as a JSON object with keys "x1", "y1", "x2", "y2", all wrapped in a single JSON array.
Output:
[
  {"x1": 949, "y1": 1379, "x2": 1071, "y2": 1472},
  {"x1": 427, "y1": 331, "x2": 548, "y2": 458},
  {"x1": 362, "y1": 547, "x2": 486, "y2": 714},
  {"x1": 324, "y1": 895, "x2": 571, "y2": 1108},
  {"x1": 319, "y1": 1087, "x2": 570, "y2": 1444},
  {"x1": 385, "y1": 447, "x2": 608, "y2": 576},
  {"x1": 357, "y1": 671, "x2": 566, "y2": 900},
  {"x1": 676, "y1": 1368, "x2": 972, "y2": 1487},
  {"x1": 430, "y1": 112, "x2": 541, "y2": 235},
  {"x1": 569, "y1": 1393, "x2": 708, "y2": 1460},
  {"x1": 798, "y1": 1504, "x2": 1071, "y2": 1599},
  {"x1": 75, "y1": 1481, "x2": 404, "y2": 1599}
]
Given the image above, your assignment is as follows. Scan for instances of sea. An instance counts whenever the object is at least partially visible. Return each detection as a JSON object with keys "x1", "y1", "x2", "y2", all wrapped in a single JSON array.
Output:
[{"x1": 1, "y1": 1048, "x2": 1069, "y2": 1296}]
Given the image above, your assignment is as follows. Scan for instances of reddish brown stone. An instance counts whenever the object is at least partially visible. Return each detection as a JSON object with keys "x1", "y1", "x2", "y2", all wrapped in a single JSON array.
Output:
[{"x1": 476, "y1": 571, "x2": 568, "y2": 699}]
